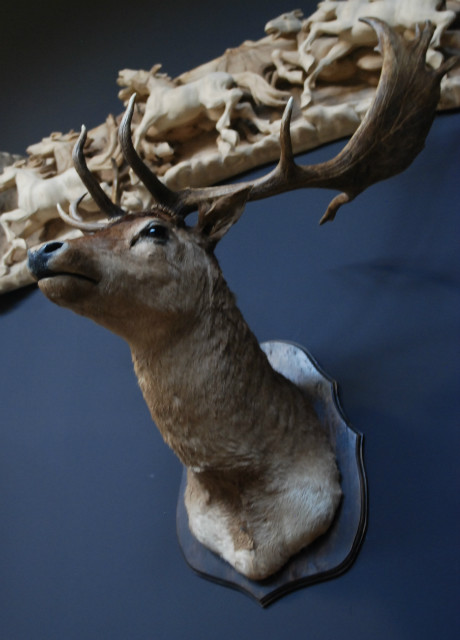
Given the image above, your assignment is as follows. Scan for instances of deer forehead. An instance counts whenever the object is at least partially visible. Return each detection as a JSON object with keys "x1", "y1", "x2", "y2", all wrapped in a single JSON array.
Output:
[
  {"x1": 77, "y1": 216, "x2": 188, "y2": 253},
  {"x1": 70, "y1": 215, "x2": 214, "y2": 280}
]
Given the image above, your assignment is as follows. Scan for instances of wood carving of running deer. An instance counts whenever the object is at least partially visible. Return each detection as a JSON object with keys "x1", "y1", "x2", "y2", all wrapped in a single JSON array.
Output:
[{"x1": 28, "y1": 21, "x2": 455, "y2": 580}]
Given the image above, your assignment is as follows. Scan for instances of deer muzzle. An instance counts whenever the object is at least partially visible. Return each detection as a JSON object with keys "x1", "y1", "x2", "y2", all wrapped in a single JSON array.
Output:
[{"x1": 28, "y1": 241, "x2": 99, "y2": 285}]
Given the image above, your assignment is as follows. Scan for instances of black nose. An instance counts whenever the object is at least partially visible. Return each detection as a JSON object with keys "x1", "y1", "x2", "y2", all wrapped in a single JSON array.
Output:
[{"x1": 27, "y1": 241, "x2": 66, "y2": 280}]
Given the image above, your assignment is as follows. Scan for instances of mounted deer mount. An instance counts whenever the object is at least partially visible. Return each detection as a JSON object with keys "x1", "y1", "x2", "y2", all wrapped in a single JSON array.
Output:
[{"x1": 27, "y1": 20, "x2": 456, "y2": 599}]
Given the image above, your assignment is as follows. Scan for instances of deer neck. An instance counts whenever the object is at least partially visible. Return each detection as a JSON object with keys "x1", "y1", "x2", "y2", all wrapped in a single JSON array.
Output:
[{"x1": 128, "y1": 271, "x2": 290, "y2": 472}]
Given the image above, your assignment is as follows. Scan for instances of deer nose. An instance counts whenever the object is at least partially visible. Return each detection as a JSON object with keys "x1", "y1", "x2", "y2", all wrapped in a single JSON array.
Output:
[{"x1": 27, "y1": 241, "x2": 67, "y2": 280}]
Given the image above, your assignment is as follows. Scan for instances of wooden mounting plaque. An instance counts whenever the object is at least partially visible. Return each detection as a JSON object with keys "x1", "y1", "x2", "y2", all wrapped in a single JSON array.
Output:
[{"x1": 176, "y1": 340, "x2": 368, "y2": 606}]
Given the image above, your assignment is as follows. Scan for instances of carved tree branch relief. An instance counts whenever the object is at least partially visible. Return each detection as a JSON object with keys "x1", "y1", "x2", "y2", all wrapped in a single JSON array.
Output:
[{"x1": 1, "y1": 0, "x2": 459, "y2": 293}]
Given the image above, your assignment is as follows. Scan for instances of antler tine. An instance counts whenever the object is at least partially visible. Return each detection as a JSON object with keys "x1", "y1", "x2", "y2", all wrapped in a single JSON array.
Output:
[
  {"x1": 72, "y1": 126, "x2": 126, "y2": 219},
  {"x1": 279, "y1": 97, "x2": 296, "y2": 173},
  {"x1": 168, "y1": 98, "x2": 303, "y2": 218},
  {"x1": 246, "y1": 97, "x2": 302, "y2": 193},
  {"x1": 118, "y1": 94, "x2": 181, "y2": 214},
  {"x1": 259, "y1": 95, "x2": 311, "y2": 186},
  {"x1": 57, "y1": 196, "x2": 110, "y2": 232}
]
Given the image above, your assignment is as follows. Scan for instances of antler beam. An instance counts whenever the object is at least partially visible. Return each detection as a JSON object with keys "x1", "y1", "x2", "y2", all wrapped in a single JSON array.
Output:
[
  {"x1": 118, "y1": 95, "x2": 182, "y2": 214},
  {"x1": 176, "y1": 19, "x2": 457, "y2": 225}
]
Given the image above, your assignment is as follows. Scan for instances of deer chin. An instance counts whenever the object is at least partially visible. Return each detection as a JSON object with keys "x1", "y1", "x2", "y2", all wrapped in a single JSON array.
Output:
[{"x1": 37, "y1": 272, "x2": 99, "y2": 306}]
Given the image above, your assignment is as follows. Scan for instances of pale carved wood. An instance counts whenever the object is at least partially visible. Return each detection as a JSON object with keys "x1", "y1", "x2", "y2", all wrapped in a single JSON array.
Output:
[{"x1": 1, "y1": 0, "x2": 459, "y2": 292}]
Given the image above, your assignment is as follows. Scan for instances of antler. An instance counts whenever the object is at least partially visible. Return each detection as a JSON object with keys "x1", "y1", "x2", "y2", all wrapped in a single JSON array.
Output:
[
  {"x1": 58, "y1": 95, "x2": 189, "y2": 230},
  {"x1": 118, "y1": 94, "x2": 182, "y2": 213},
  {"x1": 183, "y1": 19, "x2": 458, "y2": 226},
  {"x1": 59, "y1": 19, "x2": 457, "y2": 234},
  {"x1": 57, "y1": 124, "x2": 126, "y2": 231}
]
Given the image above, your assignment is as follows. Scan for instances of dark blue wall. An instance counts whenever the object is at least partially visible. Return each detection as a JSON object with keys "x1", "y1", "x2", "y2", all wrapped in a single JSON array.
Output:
[{"x1": 1, "y1": 2, "x2": 459, "y2": 638}]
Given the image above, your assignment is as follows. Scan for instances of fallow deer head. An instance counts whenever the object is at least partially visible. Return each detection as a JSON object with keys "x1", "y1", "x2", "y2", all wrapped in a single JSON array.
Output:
[{"x1": 27, "y1": 19, "x2": 456, "y2": 581}]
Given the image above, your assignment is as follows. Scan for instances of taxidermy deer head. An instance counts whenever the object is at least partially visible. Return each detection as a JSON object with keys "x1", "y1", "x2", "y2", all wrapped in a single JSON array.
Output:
[{"x1": 28, "y1": 20, "x2": 455, "y2": 580}]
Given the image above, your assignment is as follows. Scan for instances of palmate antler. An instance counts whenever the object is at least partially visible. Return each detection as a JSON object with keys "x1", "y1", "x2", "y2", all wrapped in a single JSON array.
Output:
[{"x1": 59, "y1": 19, "x2": 458, "y2": 236}]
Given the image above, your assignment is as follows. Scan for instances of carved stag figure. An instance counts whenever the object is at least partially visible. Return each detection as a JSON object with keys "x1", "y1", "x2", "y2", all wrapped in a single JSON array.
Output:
[
  {"x1": 264, "y1": 9, "x2": 304, "y2": 38},
  {"x1": 303, "y1": 0, "x2": 456, "y2": 95},
  {"x1": 132, "y1": 70, "x2": 243, "y2": 151},
  {"x1": 28, "y1": 21, "x2": 455, "y2": 580},
  {"x1": 131, "y1": 68, "x2": 288, "y2": 153}
]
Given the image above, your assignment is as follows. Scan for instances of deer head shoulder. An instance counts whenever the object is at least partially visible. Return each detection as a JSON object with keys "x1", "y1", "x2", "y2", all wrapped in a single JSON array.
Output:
[
  {"x1": 31, "y1": 212, "x2": 230, "y2": 346},
  {"x1": 27, "y1": 19, "x2": 453, "y2": 580}
]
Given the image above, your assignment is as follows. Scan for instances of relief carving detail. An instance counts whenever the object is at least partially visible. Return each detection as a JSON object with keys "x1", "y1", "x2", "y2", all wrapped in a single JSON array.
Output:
[{"x1": 1, "y1": 0, "x2": 459, "y2": 293}]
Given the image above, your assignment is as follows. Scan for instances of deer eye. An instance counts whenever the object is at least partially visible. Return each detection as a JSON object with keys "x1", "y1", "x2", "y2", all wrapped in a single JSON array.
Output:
[{"x1": 137, "y1": 222, "x2": 169, "y2": 244}]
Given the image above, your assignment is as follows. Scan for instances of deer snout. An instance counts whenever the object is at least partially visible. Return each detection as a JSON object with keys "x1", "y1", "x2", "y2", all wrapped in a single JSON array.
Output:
[{"x1": 28, "y1": 241, "x2": 67, "y2": 280}]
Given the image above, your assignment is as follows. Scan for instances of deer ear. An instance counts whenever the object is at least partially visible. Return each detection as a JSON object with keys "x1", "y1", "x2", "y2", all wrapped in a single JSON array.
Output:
[{"x1": 197, "y1": 186, "x2": 251, "y2": 245}]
